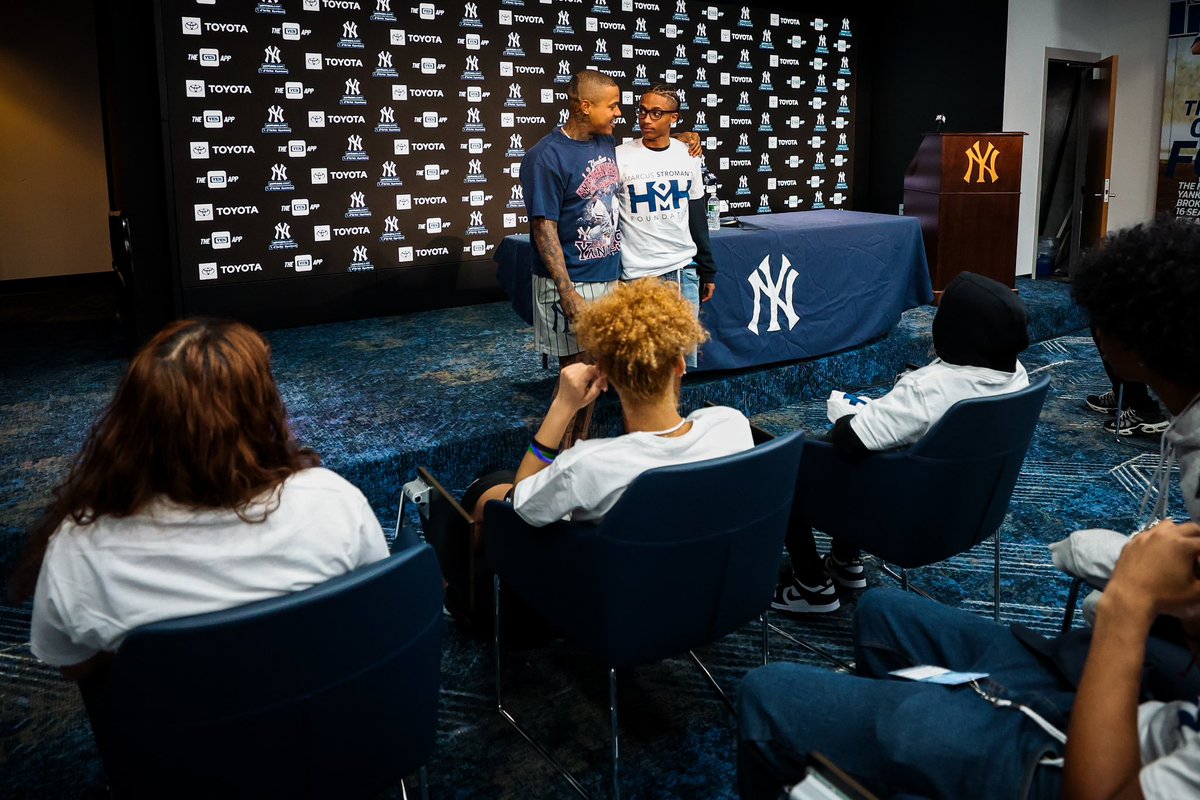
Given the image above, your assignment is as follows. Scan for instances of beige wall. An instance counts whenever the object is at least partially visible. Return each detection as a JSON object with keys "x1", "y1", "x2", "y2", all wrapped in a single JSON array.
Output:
[
  {"x1": 1004, "y1": 0, "x2": 1169, "y2": 275},
  {"x1": 0, "y1": 3, "x2": 109, "y2": 281}
]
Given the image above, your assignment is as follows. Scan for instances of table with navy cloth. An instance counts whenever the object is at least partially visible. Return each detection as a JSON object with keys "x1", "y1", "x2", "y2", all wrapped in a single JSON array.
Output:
[{"x1": 493, "y1": 210, "x2": 933, "y2": 373}]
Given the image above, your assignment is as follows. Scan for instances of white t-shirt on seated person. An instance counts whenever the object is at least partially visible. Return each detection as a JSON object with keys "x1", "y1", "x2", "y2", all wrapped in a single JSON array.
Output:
[
  {"x1": 1138, "y1": 696, "x2": 1200, "y2": 797},
  {"x1": 31, "y1": 467, "x2": 389, "y2": 667},
  {"x1": 847, "y1": 359, "x2": 1030, "y2": 451},
  {"x1": 512, "y1": 405, "x2": 754, "y2": 526}
]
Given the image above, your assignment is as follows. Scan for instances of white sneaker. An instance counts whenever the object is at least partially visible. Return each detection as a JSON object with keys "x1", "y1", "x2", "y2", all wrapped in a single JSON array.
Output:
[{"x1": 771, "y1": 577, "x2": 840, "y2": 614}]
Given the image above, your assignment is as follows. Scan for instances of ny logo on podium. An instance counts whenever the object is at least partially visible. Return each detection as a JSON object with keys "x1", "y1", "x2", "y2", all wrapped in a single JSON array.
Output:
[
  {"x1": 963, "y1": 140, "x2": 1000, "y2": 183},
  {"x1": 747, "y1": 254, "x2": 800, "y2": 334}
]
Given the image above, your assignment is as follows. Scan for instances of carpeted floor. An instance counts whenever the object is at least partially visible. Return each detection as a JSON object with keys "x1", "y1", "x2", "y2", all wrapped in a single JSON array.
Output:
[{"x1": 1, "y1": 277, "x2": 1176, "y2": 799}]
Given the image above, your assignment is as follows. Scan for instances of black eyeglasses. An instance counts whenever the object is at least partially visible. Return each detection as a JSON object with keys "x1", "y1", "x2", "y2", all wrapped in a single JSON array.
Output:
[{"x1": 635, "y1": 106, "x2": 679, "y2": 121}]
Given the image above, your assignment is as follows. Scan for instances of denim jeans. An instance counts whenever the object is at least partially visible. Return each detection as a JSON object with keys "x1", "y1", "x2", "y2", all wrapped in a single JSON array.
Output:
[
  {"x1": 737, "y1": 589, "x2": 1073, "y2": 800},
  {"x1": 633, "y1": 266, "x2": 700, "y2": 367}
]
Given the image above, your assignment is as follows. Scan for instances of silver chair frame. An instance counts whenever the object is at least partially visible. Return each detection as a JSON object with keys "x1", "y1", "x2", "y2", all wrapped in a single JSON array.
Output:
[{"x1": 492, "y1": 575, "x2": 769, "y2": 799}]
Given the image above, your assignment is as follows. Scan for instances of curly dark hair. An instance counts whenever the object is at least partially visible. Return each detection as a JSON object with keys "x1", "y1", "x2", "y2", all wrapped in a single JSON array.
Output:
[{"x1": 1071, "y1": 216, "x2": 1200, "y2": 389}]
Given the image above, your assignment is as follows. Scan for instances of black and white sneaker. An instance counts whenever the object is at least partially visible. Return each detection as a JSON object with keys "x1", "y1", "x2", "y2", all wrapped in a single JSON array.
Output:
[
  {"x1": 823, "y1": 553, "x2": 867, "y2": 590},
  {"x1": 1085, "y1": 391, "x2": 1119, "y2": 414},
  {"x1": 1104, "y1": 406, "x2": 1169, "y2": 436},
  {"x1": 771, "y1": 577, "x2": 840, "y2": 614}
]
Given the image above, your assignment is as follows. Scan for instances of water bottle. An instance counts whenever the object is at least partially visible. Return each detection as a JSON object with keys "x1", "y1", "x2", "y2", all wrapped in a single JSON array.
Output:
[{"x1": 706, "y1": 187, "x2": 720, "y2": 231}]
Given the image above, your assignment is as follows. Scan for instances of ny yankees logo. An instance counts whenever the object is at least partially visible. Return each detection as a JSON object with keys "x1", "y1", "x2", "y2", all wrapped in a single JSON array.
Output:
[
  {"x1": 470, "y1": 211, "x2": 483, "y2": 226},
  {"x1": 747, "y1": 254, "x2": 800, "y2": 334},
  {"x1": 347, "y1": 135, "x2": 363, "y2": 151},
  {"x1": 468, "y1": 159, "x2": 483, "y2": 175},
  {"x1": 382, "y1": 161, "x2": 397, "y2": 177},
  {"x1": 380, "y1": 107, "x2": 395, "y2": 124},
  {"x1": 343, "y1": 22, "x2": 358, "y2": 39},
  {"x1": 264, "y1": 46, "x2": 282, "y2": 64},
  {"x1": 274, "y1": 222, "x2": 291, "y2": 240},
  {"x1": 350, "y1": 191, "x2": 366, "y2": 208},
  {"x1": 271, "y1": 164, "x2": 288, "y2": 181},
  {"x1": 378, "y1": 52, "x2": 393, "y2": 69},
  {"x1": 267, "y1": 106, "x2": 285, "y2": 123},
  {"x1": 352, "y1": 245, "x2": 368, "y2": 262},
  {"x1": 385, "y1": 216, "x2": 400, "y2": 232},
  {"x1": 345, "y1": 78, "x2": 361, "y2": 96}
]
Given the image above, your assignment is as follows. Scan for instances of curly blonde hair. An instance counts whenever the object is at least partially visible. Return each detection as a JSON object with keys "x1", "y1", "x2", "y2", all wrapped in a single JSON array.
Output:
[{"x1": 574, "y1": 279, "x2": 708, "y2": 400}]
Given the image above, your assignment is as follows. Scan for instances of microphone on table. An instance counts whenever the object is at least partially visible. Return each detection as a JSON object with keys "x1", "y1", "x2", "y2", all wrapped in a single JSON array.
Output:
[{"x1": 934, "y1": 114, "x2": 946, "y2": 133}]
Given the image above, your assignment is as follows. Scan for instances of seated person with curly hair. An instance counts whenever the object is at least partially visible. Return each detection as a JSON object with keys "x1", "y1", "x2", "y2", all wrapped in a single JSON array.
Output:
[
  {"x1": 466, "y1": 276, "x2": 754, "y2": 529},
  {"x1": 11, "y1": 319, "x2": 389, "y2": 681}
]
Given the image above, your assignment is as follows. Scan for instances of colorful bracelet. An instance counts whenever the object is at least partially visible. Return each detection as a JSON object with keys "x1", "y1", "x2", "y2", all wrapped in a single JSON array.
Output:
[{"x1": 527, "y1": 437, "x2": 559, "y2": 464}]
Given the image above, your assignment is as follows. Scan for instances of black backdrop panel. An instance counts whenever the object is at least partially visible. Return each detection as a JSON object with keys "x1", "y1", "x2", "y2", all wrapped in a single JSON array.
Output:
[{"x1": 158, "y1": 0, "x2": 856, "y2": 321}]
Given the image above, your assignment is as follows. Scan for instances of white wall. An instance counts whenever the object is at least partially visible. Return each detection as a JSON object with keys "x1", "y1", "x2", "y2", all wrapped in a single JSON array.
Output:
[{"x1": 1004, "y1": 0, "x2": 1169, "y2": 275}]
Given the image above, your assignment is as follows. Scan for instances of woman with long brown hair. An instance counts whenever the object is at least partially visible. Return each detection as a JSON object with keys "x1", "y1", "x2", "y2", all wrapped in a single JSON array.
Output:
[{"x1": 11, "y1": 318, "x2": 388, "y2": 679}]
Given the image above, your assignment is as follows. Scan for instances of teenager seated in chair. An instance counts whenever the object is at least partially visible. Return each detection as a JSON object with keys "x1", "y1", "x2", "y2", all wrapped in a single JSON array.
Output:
[
  {"x1": 739, "y1": 218, "x2": 1200, "y2": 800},
  {"x1": 9, "y1": 319, "x2": 389, "y2": 682},
  {"x1": 773, "y1": 271, "x2": 1030, "y2": 613},
  {"x1": 461, "y1": 277, "x2": 754, "y2": 578}
]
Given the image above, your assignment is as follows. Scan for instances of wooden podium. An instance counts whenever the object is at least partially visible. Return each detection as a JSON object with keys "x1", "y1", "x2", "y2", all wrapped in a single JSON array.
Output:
[{"x1": 902, "y1": 132, "x2": 1025, "y2": 293}]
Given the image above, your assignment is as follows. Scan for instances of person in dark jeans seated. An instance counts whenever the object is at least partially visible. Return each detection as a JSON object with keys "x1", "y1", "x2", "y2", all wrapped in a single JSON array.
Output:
[
  {"x1": 739, "y1": 217, "x2": 1200, "y2": 800},
  {"x1": 772, "y1": 272, "x2": 1031, "y2": 613}
]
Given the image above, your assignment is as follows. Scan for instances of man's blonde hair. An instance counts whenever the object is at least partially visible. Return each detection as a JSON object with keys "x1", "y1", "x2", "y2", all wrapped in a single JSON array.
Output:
[{"x1": 575, "y1": 279, "x2": 708, "y2": 400}]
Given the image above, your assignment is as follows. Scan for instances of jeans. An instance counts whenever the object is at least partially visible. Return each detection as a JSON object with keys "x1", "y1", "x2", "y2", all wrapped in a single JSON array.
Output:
[
  {"x1": 638, "y1": 266, "x2": 700, "y2": 367},
  {"x1": 737, "y1": 589, "x2": 1073, "y2": 800}
]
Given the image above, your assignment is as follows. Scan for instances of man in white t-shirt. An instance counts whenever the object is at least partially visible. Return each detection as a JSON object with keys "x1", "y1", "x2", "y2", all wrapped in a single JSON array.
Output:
[{"x1": 616, "y1": 86, "x2": 717, "y2": 366}]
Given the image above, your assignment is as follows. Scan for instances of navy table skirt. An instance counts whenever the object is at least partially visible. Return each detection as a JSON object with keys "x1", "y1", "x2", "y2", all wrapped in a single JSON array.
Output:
[{"x1": 494, "y1": 210, "x2": 933, "y2": 372}]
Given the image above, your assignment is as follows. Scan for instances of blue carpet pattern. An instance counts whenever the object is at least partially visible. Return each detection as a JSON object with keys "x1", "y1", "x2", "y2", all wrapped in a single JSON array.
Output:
[{"x1": 4, "y1": 277, "x2": 1179, "y2": 799}]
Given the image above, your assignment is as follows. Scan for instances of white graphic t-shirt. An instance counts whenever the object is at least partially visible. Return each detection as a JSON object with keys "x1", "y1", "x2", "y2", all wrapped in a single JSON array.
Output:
[{"x1": 616, "y1": 138, "x2": 705, "y2": 279}]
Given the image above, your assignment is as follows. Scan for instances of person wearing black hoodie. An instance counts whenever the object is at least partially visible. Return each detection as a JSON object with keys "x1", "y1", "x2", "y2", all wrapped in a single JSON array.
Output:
[{"x1": 772, "y1": 272, "x2": 1031, "y2": 614}]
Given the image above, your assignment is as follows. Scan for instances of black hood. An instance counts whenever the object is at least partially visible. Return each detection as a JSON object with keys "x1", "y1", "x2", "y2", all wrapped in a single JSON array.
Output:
[{"x1": 932, "y1": 272, "x2": 1029, "y2": 373}]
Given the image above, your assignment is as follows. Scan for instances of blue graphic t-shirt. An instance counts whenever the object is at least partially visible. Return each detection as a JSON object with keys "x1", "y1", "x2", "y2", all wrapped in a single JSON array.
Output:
[{"x1": 519, "y1": 129, "x2": 622, "y2": 282}]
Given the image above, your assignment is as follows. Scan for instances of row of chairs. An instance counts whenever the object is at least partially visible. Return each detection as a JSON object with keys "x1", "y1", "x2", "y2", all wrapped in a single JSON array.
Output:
[{"x1": 78, "y1": 375, "x2": 1050, "y2": 799}]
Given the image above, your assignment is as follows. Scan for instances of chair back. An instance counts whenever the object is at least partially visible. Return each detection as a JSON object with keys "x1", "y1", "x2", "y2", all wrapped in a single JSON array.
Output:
[
  {"x1": 85, "y1": 544, "x2": 444, "y2": 800},
  {"x1": 799, "y1": 374, "x2": 1050, "y2": 568},
  {"x1": 486, "y1": 431, "x2": 804, "y2": 668}
]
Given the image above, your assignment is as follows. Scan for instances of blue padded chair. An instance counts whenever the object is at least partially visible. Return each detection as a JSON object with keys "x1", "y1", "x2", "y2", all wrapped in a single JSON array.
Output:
[
  {"x1": 793, "y1": 374, "x2": 1051, "y2": 622},
  {"x1": 79, "y1": 544, "x2": 444, "y2": 800},
  {"x1": 484, "y1": 431, "x2": 805, "y2": 799}
]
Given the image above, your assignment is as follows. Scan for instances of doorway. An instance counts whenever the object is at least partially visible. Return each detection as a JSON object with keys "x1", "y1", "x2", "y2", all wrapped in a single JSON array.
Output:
[{"x1": 1037, "y1": 53, "x2": 1117, "y2": 279}]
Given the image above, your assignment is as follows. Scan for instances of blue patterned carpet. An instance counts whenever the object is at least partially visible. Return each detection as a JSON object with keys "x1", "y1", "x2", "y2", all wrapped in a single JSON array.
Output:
[{"x1": 2, "y1": 278, "x2": 1177, "y2": 799}]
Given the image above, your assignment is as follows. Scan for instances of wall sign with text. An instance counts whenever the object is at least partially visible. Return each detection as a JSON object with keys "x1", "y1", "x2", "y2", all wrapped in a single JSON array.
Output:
[{"x1": 160, "y1": 0, "x2": 856, "y2": 288}]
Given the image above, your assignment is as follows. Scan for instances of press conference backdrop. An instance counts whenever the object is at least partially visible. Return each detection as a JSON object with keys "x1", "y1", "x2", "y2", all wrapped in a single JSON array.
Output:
[{"x1": 160, "y1": 0, "x2": 856, "y2": 306}]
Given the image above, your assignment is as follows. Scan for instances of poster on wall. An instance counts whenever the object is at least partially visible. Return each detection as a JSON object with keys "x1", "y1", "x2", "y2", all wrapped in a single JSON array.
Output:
[
  {"x1": 1158, "y1": 0, "x2": 1200, "y2": 222},
  {"x1": 159, "y1": 0, "x2": 856, "y2": 291}
]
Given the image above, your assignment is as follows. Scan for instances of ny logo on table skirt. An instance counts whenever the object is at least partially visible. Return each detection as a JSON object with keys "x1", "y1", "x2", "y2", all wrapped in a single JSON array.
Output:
[{"x1": 747, "y1": 253, "x2": 800, "y2": 334}]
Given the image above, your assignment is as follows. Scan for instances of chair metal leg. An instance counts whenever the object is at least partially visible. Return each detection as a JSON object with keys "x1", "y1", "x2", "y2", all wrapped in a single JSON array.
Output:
[
  {"x1": 1114, "y1": 384, "x2": 1125, "y2": 442},
  {"x1": 399, "y1": 766, "x2": 428, "y2": 800},
  {"x1": 609, "y1": 668, "x2": 620, "y2": 800},
  {"x1": 877, "y1": 564, "x2": 936, "y2": 603},
  {"x1": 993, "y1": 529, "x2": 1002, "y2": 623},
  {"x1": 766, "y1": 622, "x2": 853, "y2": 672},
  {"x1": 687, "y1": 650, "x2": 737, "y2": 716},
  {"x1": 761, "y1": 613, "x2": 769, "y2": 666},
  {"x1": 493, "y1": 574, "x2": 592, "y2": 799},
  {"x1": 1062, "y1": 576, "x2": 1084, "y2": 633}
]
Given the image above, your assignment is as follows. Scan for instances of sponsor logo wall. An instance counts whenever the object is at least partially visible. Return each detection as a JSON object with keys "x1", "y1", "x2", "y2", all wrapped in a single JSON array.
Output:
[{"x1": 163, "y1": 0, "x2": 855, "y2": 288}]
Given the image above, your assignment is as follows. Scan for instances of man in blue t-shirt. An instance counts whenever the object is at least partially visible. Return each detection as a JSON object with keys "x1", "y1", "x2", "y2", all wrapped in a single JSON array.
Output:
[
  {"x1": 520, "y1": 69, "x2": 624, "y2": 363},
  {"x1": 520, "y1": 69, "x2": 624, "y2": 445}
]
